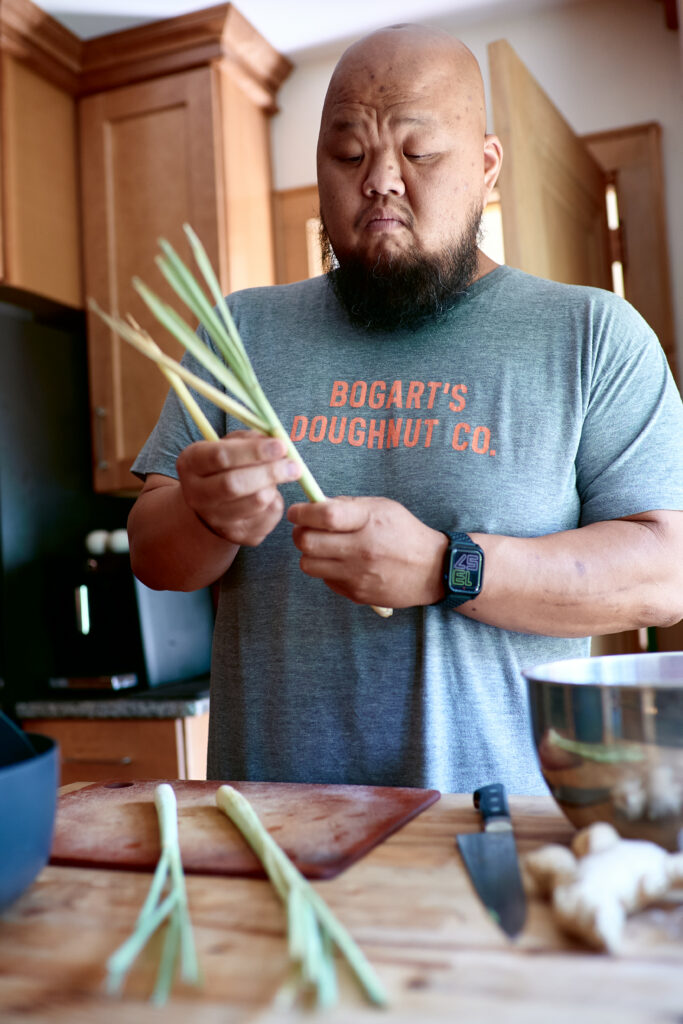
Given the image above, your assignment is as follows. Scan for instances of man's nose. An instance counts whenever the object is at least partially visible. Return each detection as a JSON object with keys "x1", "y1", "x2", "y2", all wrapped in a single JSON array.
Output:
[{"x1": 362, "y1": 151, "x2": 405, "y2": 197}]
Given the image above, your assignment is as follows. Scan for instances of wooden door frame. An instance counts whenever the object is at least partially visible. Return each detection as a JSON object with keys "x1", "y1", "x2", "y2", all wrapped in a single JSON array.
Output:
[{"x1": 583, "y1": 121, "x2": 678, "y2": 386}]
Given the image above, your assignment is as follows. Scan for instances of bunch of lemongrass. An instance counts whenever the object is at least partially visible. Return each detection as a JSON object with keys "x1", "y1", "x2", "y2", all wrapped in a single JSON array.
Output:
[
  {"x1": 216, "y1": 785, "x2": 389, "y2": 1010},
  {"x1": 89, "y1": 224, "x2": 392, "y2": 618},
  {"x1": 106, "y1": 784, "x2": 201, "y2": 1004}
]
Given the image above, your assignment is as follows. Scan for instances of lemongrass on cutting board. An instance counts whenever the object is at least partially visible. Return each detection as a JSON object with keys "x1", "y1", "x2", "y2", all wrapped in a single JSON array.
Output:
[
  {"x1": 215, "y1": 784, "x2": 389, "y2": 1010},
  {"x1": 106, "y1": 783, "x2": 201, "y2": 1004},
  {"x1": 89, "y1": 223, "x2": 393, "y2": 618}
]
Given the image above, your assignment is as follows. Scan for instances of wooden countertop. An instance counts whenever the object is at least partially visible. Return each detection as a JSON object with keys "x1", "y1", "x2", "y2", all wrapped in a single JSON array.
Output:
[{"x1": 1, "y1": 793, "x2": 682, "y2": 1023}]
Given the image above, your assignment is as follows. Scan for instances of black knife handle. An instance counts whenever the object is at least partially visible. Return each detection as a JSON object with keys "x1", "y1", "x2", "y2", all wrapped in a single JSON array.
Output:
[{"x1": 474, "y1": 783, "x2": 511, "y2": 824}]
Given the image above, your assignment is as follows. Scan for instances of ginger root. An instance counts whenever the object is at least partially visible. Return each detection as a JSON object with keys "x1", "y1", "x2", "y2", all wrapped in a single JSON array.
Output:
[{"x1": 525, "y1": 822, "x2": 683, "y2": 953}]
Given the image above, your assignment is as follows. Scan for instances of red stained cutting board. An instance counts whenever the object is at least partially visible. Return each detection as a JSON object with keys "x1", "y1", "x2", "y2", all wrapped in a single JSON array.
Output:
[{"x1": 49, "y1": 780, "x2": 440, "y2": 880}]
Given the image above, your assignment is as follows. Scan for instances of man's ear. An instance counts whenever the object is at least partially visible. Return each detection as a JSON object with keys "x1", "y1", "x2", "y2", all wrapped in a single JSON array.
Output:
[{"x1": 483, "y1": 134, "x2": 503, "y2": 198}]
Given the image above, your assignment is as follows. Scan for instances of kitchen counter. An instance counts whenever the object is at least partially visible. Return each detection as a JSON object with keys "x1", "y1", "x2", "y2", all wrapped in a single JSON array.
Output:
[
  {"x1": 17, "y1": 681, "x2": 211, "y2": 783},
  {"x1": 1, "y1": 792, "x2": 682, "y2": 1023},
  {"x1": 15, "y1": 678, "x2": 210, "y2": 721}
]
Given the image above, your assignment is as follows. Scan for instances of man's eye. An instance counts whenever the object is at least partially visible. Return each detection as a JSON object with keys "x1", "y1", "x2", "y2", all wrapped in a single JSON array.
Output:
[
  {"x1": 404, "y1": 152, "x2": 432, "y2": 161},
  {"x1": 339, "y1": 154, "x2": 363, "y2": 164}
]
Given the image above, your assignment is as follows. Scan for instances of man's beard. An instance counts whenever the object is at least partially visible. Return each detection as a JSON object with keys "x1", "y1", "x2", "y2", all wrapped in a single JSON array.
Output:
[{"x1": 320, "y1": 207, "x2": 483, "y2": 332}]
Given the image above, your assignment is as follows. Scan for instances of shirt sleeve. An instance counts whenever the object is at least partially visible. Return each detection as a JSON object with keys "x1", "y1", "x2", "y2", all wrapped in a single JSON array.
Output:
[
  {"x1": 576, "y1": 295, "x2": 683, "y2": 525},
  {"x1": 130, "y1": 326, "x2": 229, "y2": 481}
]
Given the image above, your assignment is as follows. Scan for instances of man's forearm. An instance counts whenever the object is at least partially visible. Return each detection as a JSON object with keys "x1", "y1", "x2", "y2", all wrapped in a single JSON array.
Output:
[
  {"x1": 461, "y1": 513, "x2": 683, "y2": 638},
  {"x1": 128, "y1": 480, "x2": 238, "y2": 591}
]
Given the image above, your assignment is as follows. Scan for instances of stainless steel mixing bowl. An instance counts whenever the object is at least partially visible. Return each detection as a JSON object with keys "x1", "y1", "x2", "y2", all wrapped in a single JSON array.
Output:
[{"x1": 524, "y1": 652, "x2": 683, "y2": 851}]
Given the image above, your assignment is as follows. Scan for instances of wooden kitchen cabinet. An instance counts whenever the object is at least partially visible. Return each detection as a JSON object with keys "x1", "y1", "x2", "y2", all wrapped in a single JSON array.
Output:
[
  {"x1": 0, "y1": 0, "x2": 83, "y2": 307},
  {"x1": 78, "y1": 5, "x2": 292, "y2": 492},
  {"x1": 21, "y1": 714, "x2": 209, "y2": 785}
]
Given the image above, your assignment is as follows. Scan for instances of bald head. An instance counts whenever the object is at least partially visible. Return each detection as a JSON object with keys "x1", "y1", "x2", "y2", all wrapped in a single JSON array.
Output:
[{"x1": 321, "y1": 24, "x2": 487, "y2": 138}]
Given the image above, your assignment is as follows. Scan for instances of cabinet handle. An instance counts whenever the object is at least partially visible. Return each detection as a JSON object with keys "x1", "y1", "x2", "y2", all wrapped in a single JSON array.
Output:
[
  {"x1": 62, "y1": 756, "x2": 133, "y2": 765},
  {"x1": 94, "y1": 406, "x2": 109, "y2": 470}
]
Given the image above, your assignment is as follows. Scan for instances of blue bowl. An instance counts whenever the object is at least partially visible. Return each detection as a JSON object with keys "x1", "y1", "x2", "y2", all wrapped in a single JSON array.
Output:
[{"x1": 0, "y1": 733, "x2": 60, "y2": 912}]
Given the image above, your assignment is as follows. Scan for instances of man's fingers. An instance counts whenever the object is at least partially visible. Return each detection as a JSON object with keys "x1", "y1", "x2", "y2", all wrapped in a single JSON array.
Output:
[
  {"x1": 297, "y1": 554, "x2": 350, "y2": 582},
  {"x1": 287, "y1": 497, "x2": 369, "y2": 532},
  {"x1": 200, "y1": 490, "x2": 285, "y2": 547},
  {"x1": 291, "y1": 524, "x2": 356, "y2": 561},
  {"x1": 178, "y1": 433, "x2": 290, "y2": 478}
]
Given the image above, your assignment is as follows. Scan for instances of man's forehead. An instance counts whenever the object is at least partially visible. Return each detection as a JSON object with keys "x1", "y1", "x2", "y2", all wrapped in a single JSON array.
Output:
[{"x1": 325, "y1": 108, "x2": 440, "y2": 133}]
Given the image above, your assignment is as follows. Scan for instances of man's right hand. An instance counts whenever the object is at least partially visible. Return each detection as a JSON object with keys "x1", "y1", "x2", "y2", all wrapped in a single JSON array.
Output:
[{"x1": 176, "y1": 430, "x2": 302, "y2": 547}]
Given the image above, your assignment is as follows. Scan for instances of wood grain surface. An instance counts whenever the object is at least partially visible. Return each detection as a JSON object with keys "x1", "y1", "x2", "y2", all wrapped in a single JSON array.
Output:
[
  {"x1": 49, "y1": 779, "x2": 440, "y2": 878},
  {"x1": 1, "y1": 793, "x2": 682, "y2": 1023}
]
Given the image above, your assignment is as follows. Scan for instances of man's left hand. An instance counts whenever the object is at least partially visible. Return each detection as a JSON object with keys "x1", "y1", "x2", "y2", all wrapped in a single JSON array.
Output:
[{"x1": 287, "y1": 496, "x2": 447, "y2": 608}]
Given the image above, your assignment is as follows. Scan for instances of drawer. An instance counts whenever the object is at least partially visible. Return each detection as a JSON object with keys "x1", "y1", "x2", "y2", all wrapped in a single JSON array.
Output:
[{"x1": 21, "y1": 716, "x2": 208, "y2": 785}]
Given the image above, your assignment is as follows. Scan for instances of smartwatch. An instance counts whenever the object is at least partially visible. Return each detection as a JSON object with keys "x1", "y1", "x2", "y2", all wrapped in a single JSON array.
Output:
[{"x1": 438, "y1": 531, "x2": 484, "y2": 608}]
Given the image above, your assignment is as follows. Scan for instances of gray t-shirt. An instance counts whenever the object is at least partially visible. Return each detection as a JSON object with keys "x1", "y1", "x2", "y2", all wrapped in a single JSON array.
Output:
[{"x1": 132, "y1": 266, "x2": 683, "y2": 794}]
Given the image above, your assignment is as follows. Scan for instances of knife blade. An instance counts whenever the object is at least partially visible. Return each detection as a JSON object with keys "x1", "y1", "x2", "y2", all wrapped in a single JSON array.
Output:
[{"x1": 455, "y1": 782, "x2": 526, "y2": 939}]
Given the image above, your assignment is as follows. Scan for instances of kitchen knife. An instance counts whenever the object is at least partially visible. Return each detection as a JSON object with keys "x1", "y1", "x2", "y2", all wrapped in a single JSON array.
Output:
[{"x1": 456, "y1": 782, "x2": 526, "y2": 939}]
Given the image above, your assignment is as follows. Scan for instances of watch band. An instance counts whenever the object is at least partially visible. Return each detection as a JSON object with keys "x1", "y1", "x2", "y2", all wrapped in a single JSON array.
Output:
[{"x1": 438, "y1": 530, "x2": 484, "y2": 608}]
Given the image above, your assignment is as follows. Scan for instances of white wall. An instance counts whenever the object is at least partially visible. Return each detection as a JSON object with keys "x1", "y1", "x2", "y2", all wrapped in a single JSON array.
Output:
[{"x1": 271, "y1": 0, "x2": 683, "y2": 367}]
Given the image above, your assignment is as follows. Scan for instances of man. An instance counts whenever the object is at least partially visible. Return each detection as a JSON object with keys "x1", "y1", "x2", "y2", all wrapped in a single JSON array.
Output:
[{"x1": 128, "y1": 25, "x2": 683, "y2": 793}]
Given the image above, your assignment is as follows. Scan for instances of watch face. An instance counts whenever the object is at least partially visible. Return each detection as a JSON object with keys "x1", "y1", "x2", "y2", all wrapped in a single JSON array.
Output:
[{"x1": 448, "y1": 549, "x2": 483, "y2": 595}]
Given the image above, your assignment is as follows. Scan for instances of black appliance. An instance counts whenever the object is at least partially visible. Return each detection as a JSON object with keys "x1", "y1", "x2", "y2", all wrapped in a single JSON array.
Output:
[
  {"x1": 0, "y1": 286, "x2": 197, "y2": 704},
  {"x1": 48, "y1": 552, "x2": 214, "y2": 691}
]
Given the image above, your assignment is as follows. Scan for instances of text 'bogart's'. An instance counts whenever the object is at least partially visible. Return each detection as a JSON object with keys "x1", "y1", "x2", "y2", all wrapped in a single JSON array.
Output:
[{"x1": 287, "y1": 378, "x2": 498, "y2": 455}]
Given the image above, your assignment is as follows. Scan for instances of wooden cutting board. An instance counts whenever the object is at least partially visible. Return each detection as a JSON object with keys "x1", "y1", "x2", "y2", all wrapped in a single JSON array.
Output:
[{"x1": 49, "y1": 779, "x2": 440, "y2": 879}]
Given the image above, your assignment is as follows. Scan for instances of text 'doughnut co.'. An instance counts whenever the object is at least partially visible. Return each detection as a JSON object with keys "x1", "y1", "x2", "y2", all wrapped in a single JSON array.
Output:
[{"x1": 288, "y1": 378, "x2": 497, "y2": 455}]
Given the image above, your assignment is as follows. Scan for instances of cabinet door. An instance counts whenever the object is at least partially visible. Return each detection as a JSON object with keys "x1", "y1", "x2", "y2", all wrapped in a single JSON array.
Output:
[
  {"x1": 80, "y1": 67, "x2": 222, "y2": 493},
  {"x1": 1, "y1": 54, "x2": 82, "y2": 307}
]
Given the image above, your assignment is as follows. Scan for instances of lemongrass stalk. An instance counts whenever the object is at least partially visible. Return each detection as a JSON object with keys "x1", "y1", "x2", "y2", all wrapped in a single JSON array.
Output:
[
  {"x1": 156, "y1": 785, "x2": 199, "y2": 987},
  {"x1": 90, "y1": 235, "x2": 393, "y2": 616},
  {"x1": 152, "y1": 911, "x2": 181, "y2": 1006},
  {"x1": 106, "y1": 895, "x2": 176, "y2": 992},
  {"x1": 216, "y1": 785, "x2": 389, "y2": 1009},
  {"x1": 124, "y1": 315, "x2": 220, "y2": 443},
  {"x1": 156, "y1": 242, "x2": 256, "y2": 391},
  {"x1": 89, "y1": 301, "x2": 266, "y2": 433},
  {"x1": 91, "y1": 300, "x2": 327, "y2": 506},
  {"x1": 106, "y1": 784, "x2": 200, "y2": 1004},
  {"x1": 166, "y1": 228, "x2": 257, "y2": 384},
  {"x1": 132, "y1": 278, "x2": 259, "y2": 414},
  {"x1": 161, "y1": 368, "x2": 220, "y2": 442},
  {"x1": 150, "y1": 234, "x2": 325, "y2": 494},
  {"x1": 171, "y1": 230, "x2": 393, "y2": 616}
]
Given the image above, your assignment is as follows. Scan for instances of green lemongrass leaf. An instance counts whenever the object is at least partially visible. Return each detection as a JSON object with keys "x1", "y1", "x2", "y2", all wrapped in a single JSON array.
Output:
[
  {"x1": 89, "y1": 301, "x2": 267, "y2": 433},
  {"x1": 302, "y1": 873, "x2": 389, "y2": 1005},
  {"x1": 133, "y1": 277, "x2": 260, "y2": 416},
  {"x1": 154, "y1": 240, "x2": 258, "y2": 403},
  {"x1": 318, "y1": 927, "x2": 339, "y2": 1008},
  {"x1": 287, "y1": 884, "x2": 305, "y2": 961},
  {"x1": 181, "y1": 223, "x2": 255, "y2": 382},
  {"x1": 154, "y1": 249, "x2": 251, "y2": 386},
  {"x1": 135, "y1": 850, "x2": 170, "y2": 927},
  {"x1": 167, "y1": 858, "x2": 200, "y2": 985},
  {"x1": 274, "y1": 968, "x2": 302, "y2": 1010},
  {"x1": 216, "y1": 785, "x2": 389, "y2": 1008},
  {"x1": 301, "y1": 896, "x2": 324, "y2": 988},
  {"x1": 151, "y1": 910, "x2": 181, "y2": 1006},
  {"x1": 157, "y1": 235, "x2": 272, "y2": 425},
  {"x1": 106, "y1": 892, "x2": 176, "y2": 991}
]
